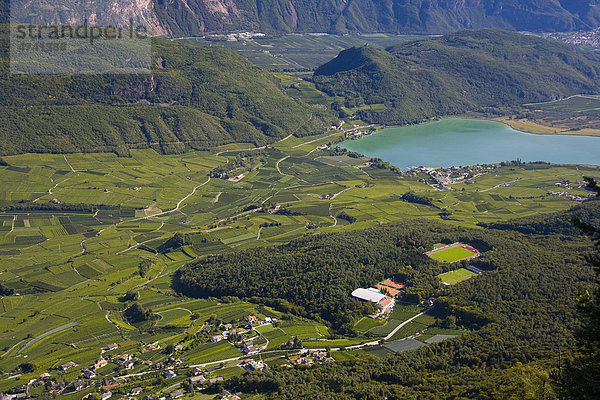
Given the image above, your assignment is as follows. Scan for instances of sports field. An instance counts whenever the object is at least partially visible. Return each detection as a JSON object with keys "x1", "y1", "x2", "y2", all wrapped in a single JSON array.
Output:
[
  {"x1": 426, "y1": 243, "x2": 480, "y2": 263},
  {"x1": 438, "y1": 268, "x2": 478, "y2": 285}
]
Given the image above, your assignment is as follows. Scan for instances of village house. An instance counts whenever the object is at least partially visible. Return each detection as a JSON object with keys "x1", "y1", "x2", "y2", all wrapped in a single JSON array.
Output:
[
  {"x1": 169, "y1": 389, "x2": 183, "y2": 399},
  {"x1": 101, "y1": 391, "x2": 112, "y2": 400},
  {"x1": 95, "y1": 359, "x2": 108, "y2": 369},
  {"x1": 377, "y1": 297, "x2": 394, "y2": 313},
  {"x1": 242, "y1": 343, "x2": 259, "y2": 355},
  {"x1": 240, "y1": 359, "x2": 265, "y2": 372},
  {"x1": 209, "y1": 377, "x2": 224, "y2": 384},
  {"x1": 60, "y1": 361, "x2": 77, "y2": 371},
  {"x1": 164, "y1": 369, "x2": 177, "y2": 379},
  {"x1": 210, "y1": 334, "x2": 224, "y2": 343},
  {"x1": 123, "y1": 361, "x2": 134, "y2": 370},
  {"x1": 82, "y1": 368, "x2": 96, "y2": 379},
  {"x1": 102, "y1": 378, "x2": 119, "y2": 390},
  {"x1": 190, "y1": 375, "x2": 207, "y2": 384},
  {"x1": 73, "y1": 380, "x2": 86, "y2": 391},
  {"x1": 191, "y1": 367, "x2": 203, "y2": 376},
  {"x1": 31, "y1": 378, "x2": 44, "y2": 387},
  {"x1": 48, "y1": 381, "x2": 66, "y2": 392},
  {"x1": 130, "y1": 387, "x2": 143, "y2": 396}
]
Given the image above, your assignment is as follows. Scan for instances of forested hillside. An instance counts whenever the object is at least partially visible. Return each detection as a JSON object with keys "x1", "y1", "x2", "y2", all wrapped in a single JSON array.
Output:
[
  {"x1": 0, "y1": 31, "x2": 333, "y2": 155},
  {"x1": 183, "y1": 201, "x2": 599, "y2": 399},
  {"x1": 313, "y1": 29, "x2": 600, "y2": 125}
]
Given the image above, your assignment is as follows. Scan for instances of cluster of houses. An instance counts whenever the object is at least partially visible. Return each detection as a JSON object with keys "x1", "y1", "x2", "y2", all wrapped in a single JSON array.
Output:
[
  {"x1": 547, "y1": 190, "x2": 588, "y2": 201},
  {"x1": 285, "y1": 350, "x2": 333, "y2": 367},
  {"x1": 342, "y1": 124, "x2": 376, "y2": 139},
  {"x1": 7, "y1": 315, "x2": 286, "y2": 400},
  {"x1": 409, "y1": 165, "x2": 496, "y2": 188},
  {"x1": 545, "y1": 29, "x2": 600, "y2": 47},
  {"x1": 205, "y1": 31, "x2": 266, "y2": 42},
  {"x1": 547, "y1": 180, "x2": 591, "y2": 201},
  {"x1": 351, "y1": 279, "x2": 406, "y2": 316}
]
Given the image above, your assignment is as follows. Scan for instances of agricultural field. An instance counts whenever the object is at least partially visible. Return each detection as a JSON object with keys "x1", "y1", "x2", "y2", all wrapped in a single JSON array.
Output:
[
  {"x1": 176, "y1": 34, "x2": 427, "y2": 72},
  {"x1": 497, "y1": 95, "x2": 600, "y2": 136},
  {"x1": 0, "y1": 124, "x2": 597, "y2": 395}
]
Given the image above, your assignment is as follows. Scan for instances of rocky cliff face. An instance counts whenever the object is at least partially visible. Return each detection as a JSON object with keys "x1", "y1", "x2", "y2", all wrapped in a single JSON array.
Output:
[
  {"x1": 5, "y1": 0, "x2": 600, "y2": 36},
  {"x1": 9, "y1": 0, "x2": 168, "y2": 35},
  {"x1": 150, "y1": 0, "x2": 600, "y2": 35}
]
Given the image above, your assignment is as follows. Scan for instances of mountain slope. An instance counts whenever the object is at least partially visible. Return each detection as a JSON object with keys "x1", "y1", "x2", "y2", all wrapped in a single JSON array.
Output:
[
  {"x1": 312, "y1": 29, "x2": 600, "y2": 124},
  {"x1": 152, "y1": 0, "x2": 600, "y2": 35},
  {"x1": 5, "y1": 0, "x2": 600, "y2": 36},
  {"x1": 0, "y1": 33, "x2": 332, "y2": 155}
]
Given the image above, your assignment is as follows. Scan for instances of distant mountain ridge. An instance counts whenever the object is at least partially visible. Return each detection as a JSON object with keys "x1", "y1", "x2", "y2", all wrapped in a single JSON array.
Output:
[
  {"x1": 312, "y1": 29, "x2": 600, "y2": 124},
  {"x1": 3, "y1": 0, "x2": 600, "y2": 36},
  {"x1": 151, "y1": 0, "x2": 600, "y2": 35}
]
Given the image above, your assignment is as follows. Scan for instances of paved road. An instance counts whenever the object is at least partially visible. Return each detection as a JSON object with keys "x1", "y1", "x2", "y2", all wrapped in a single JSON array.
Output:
[
  {"x1": 383, "y1": 309, "x2": 429, "y2": 341},
  {"x1": 19, "y1": 322, "x2": 78, "y2": 352}
]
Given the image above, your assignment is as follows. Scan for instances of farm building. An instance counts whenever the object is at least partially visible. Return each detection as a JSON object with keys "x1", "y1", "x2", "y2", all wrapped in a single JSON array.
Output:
[
  {"x1": 190, "y1": 375, "x2": 207, "y2": 384},
  {"x1": 60, "y1": 361, "x2": 77, "y2": 371}
]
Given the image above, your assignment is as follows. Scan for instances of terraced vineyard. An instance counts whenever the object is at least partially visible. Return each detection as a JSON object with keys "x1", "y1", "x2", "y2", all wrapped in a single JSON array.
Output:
[{"x1": 0, "y1": 125, "x2": 598, "y2": 396}]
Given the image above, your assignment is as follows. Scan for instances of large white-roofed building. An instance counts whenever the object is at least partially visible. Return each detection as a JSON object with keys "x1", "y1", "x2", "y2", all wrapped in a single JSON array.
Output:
[{"x1": 351, "y1": 288, "x2": 386, "y2": 303}]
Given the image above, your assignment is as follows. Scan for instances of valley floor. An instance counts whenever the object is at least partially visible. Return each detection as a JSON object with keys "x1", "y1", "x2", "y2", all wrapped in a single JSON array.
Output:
[{"x1": 0, "y1": 125, "x2": 597, "y2": 398}]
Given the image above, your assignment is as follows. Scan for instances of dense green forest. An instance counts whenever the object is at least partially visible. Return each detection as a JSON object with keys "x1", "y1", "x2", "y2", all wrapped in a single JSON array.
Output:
[
  {"x1": 313, "y1": 30, "x2": 600, "y2": 125},
  {"x1": 175, "y1": 223, "x2": 441, "y2": 332},
  {"x1": 0, "y1": 29, "x2": 333, "y2": 155},
  {"x1": 176, "y1": 200, "x2": 600, "y2": 398}
]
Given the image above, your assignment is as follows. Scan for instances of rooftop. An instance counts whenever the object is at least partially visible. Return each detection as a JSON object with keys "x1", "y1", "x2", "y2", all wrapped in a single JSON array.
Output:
[{"x1": 351, "y1": 288, "x2": 386, "y2": 303}]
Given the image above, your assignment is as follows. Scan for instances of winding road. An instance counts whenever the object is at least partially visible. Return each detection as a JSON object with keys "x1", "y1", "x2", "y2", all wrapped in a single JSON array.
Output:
[{"x1": 19, "y1": 322, "x2": 78, "y2": 353}]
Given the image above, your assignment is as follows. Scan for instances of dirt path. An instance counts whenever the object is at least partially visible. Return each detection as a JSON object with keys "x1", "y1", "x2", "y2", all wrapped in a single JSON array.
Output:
[
  {"x1": 276, "y1": 155, "x2": 290, "y2": 175},
  {"x1": 329, "y1": 203, "x2": 337, "y2": 227},
  {"x1": 63, "y1": 155, "x2": 76, "y2": 172}
]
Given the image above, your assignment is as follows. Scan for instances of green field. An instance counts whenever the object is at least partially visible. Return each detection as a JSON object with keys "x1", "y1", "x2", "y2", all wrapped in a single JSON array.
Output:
[
  {"x1": 353, "y1": 317, "x2": 385, "y2": 333},
  {"x1": 438, "y1": 268, "x2": 478, "y2": 285},
  {"x1": 0, "y1": 128, "x2": 596, "y2": 394},
  {"x1": 427, "y1": 245, "x2": 478, "y2": 263}
]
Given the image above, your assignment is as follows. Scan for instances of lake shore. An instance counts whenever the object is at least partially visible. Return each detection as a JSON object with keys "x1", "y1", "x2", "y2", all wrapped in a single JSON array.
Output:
[
  {"x1": 491, "y1": 116, "x2": 600, "y2": 137},
  {"x1": 340, "y1": 118, "x2": 600, "y2": 170}
]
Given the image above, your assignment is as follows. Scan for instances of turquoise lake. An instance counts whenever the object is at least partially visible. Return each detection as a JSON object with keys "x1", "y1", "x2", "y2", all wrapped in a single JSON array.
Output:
[{"x1": 339, "y1": 119, "x2": 600, "y2": 170}]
